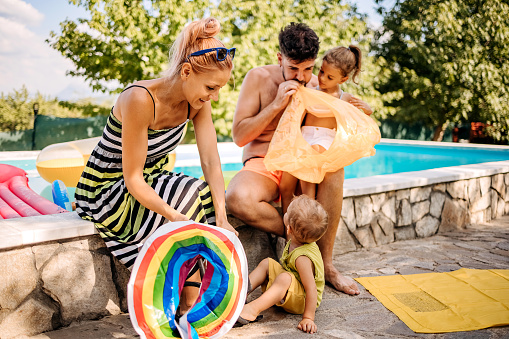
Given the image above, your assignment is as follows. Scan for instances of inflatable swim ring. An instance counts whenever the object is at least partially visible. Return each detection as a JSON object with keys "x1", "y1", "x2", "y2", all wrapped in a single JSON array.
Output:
[
  {"x1": 0, "y1": 164, "x2": 67, "y2": 219},
  {"x1": 128, "y1": 221, "x2": 248, "y2": 339},
  {"x1": 36, "y1": 137, "x2": 176, "y2": 187},
  {"x1": 264, "y1": 86, "x2": 381, "y2": 183}
]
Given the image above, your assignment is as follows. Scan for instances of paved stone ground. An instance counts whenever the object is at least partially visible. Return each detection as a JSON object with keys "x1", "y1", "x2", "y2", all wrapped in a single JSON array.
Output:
[{"x1": 26, "y1": 216, "x2": 509, "y2": 339}]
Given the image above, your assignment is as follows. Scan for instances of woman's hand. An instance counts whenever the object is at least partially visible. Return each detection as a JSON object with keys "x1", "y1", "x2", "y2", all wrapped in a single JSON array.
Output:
[
  {"x1": 216, "y1": 217, "x2": 239, "y2": 237},
  {"x1": 169, "y1": 210, "x2": 190, "y2": 222},
  {"x1": 298, "y1": 317, "x2": 317, "y2": 334}
]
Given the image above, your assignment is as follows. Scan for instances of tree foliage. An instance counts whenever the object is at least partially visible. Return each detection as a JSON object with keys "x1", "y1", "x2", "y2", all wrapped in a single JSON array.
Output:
[
  {"x1": 48, "y1": 0, "x2": 383, "y2": 141},
  {"x1": 0, "y1": 86, "x2": 111, "y2": 132},
  {"x1": 374, "y1": 0, "x2": 509, "y2": 141}
]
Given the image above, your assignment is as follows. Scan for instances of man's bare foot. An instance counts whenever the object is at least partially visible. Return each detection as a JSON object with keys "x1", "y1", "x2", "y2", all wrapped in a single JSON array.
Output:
[
  {"x1": 239, "y1": 304, "x2": 259, "y2": 322},
  {"x1": 324, "y1": 265, "x2": 360, "y2": 295}
]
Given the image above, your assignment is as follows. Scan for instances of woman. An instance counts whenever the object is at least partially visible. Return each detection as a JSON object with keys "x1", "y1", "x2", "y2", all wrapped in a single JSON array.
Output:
[{"x1": 75, "y1": 18, "x2": 237, "y2": 273}]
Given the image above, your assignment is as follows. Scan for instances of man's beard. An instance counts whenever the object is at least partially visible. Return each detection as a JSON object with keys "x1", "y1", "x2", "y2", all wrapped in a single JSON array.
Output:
[{"x1": 281, "y1": 68, "x2": 307, "y2": 86}]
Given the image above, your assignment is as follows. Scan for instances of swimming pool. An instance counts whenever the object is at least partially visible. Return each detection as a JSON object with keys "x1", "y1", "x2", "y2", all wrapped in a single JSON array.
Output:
[{"x1": 1, "y1": 140, "x2": 508, "y2": 200}]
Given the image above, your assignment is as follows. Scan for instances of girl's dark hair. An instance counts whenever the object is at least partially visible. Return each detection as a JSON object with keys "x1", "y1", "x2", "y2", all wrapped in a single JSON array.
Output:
[
  {"x1": 278, "y1": 23, "x2": 320, "y2": 62},
  {"x1": 323, "y1": 45, "x2": 362, "y2": 84}
]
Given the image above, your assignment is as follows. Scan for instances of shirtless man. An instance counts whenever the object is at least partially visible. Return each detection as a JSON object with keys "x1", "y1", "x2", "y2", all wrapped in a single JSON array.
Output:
[{"x1": 225, "y1": 23, "x2": 360, "y2": 295}]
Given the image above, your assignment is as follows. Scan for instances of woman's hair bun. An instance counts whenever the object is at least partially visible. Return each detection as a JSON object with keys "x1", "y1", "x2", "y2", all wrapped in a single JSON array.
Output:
[{"x1": 200, "y1": 18, "x2": 220, "y2": 39}]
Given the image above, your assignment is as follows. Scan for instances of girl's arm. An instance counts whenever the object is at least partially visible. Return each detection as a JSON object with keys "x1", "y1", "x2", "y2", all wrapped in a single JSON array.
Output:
[
  {"x1": 295, "y1": 255, "x2": 318, "y2": 334},
  {"x1": 193, "y1": 102, "x2": 238, "y2": 236},
  {"x1": 120, "y1": 90, "x2": 189, "y2": 222},
  {"x1": 343, "y1": 93, "x2": 373, "y2": 116}
]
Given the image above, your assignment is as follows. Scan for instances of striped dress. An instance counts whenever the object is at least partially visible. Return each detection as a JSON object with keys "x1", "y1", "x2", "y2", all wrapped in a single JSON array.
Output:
[{"x1": 75, "y1": 86, "x2": 215, "y2": 269}]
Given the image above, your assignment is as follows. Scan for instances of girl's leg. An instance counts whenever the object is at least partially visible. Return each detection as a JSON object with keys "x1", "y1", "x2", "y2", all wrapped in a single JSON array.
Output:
[
  {"x1": 280, "y1": 172, "x2": 299, "y2": 215},
  {"x1": 240, "y1": 272, "x2": 292, "y2": 321},
  {"x1": 300, "y1": 144, "x2": 325, "y2": 199}
]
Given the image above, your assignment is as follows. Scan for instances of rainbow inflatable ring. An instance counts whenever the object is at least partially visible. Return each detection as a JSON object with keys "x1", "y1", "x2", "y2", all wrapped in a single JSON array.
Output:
[{"x1": 128, "y1": 221, "x2": 248, "y2": 339}]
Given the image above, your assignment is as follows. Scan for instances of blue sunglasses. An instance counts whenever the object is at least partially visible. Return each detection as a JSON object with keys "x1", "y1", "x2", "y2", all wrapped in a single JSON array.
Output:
[{"x1": 186, "y1": 47, "x2": 236, "y2": 62}]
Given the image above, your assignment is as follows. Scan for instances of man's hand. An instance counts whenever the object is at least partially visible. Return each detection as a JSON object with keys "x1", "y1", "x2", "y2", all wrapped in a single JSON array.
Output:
[
  {"x1": 298, "y1": 317, "x2": 317, "y2": 334},
  {"x1": 272, "y1": 80, "x2": 300, "y2": 111}
]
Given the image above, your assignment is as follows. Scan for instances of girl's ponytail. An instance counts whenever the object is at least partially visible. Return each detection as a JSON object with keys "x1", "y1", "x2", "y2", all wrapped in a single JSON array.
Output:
[{"x1": 348, "y1": 45, "x2": 362, "y2": 84}]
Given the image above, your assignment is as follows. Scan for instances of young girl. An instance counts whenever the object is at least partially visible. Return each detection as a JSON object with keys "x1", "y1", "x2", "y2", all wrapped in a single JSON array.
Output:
[
  {"x1": 236, "y1": 195, "x2": 328, "y2": 334},
  {"x1": 280, "y1": 45, "x2": 373, "y2": 213}
]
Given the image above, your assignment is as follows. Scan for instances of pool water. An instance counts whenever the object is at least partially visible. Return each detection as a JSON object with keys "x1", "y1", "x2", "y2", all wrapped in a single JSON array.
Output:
[{"x1": 1, "y1": 142, "x2": 508, "y2": 199}]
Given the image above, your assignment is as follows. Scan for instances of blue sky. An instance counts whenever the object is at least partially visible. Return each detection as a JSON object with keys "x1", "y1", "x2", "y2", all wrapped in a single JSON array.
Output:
[{"x1": 0, "y1": 0, "x2": 382, "y2": 101}]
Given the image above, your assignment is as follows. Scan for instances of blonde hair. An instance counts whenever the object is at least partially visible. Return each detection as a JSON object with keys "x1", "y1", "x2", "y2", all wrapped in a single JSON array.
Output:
[
  {"x1": 166, "y1": 18, "x2": 233, "y2": 80},
  {"x1": 286, "y1": 195, "x2": 328, "y2": 243},
  {"x1": 323, "y1": 45, "x2": 362, "y2": 84}
]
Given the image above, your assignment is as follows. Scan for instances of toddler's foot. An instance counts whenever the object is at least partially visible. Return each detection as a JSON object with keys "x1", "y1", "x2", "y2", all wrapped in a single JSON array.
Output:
[{"x1": 239, "y1": 304, "x2": 259, "y2": 322}]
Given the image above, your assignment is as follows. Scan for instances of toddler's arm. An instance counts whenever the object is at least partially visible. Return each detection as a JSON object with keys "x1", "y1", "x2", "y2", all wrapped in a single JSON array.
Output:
[{"x1": 295, "y1": 255, "x2": 318, "y2": 334}]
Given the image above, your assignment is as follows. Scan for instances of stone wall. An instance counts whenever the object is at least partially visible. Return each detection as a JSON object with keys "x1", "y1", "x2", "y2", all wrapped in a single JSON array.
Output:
[
  {"x1": 334, "y1": 173, "x2": 509, "y2": 255},
  {"x1": 0, "y1": 172, "x2": 507, "y2": 338}
]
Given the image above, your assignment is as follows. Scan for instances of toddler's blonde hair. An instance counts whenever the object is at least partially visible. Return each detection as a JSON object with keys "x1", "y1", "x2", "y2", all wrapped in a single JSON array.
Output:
[{"x1": 286, "y1": 195, "x2": 328, "y2": 243}]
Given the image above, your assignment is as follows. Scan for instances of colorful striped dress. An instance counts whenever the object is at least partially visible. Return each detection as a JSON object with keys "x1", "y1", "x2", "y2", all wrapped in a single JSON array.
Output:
[{"x1": 75, "y1": 86, "x2": 216, "y2": 269}]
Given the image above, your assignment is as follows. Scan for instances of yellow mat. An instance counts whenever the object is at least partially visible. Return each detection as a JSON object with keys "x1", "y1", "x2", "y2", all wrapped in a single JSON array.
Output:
[{"x1": 355, "y1": 268, "x2": 509, "y2": 333}]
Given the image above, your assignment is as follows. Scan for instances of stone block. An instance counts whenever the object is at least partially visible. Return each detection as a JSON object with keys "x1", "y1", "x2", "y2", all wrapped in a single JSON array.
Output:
[
  {"x1": 41, "y1": 249, "x2": 121, "y2": 324},
  {"x1": 333, "y1": 219, "x2": 358, "y2": 255},
  {"x1": 381, "y1": 197, "x2": 396, "y2": 224},
  {"x1": 506, "y1": 173, "x2": 509, "y2": 186},
  {"x1": 33, "y1": 243, "x2": 61, "y2": 270},
  {"x1": 353, "y1": 226, "x2": 376, "y2": 248},
  {"x1": 236, "y1": 224, "x2": 275, "y2": 271},
  {"x1": 394, "y1": 226, "x2": 416, "y2": 241},
  {"x1": 467, "y1": 178, "x2": 480, "y2": 204},
  {"x1": 479, "y1": 176, "x2": 491, "y2": 196},
  {"x1": 0, "y1": 248, "x2": 38, "y2": 310},
  {"x1": 491, "y1": 189, "x2": 499, "y2": 220},
  {"x1": 341, "y1": 198, "x2": 356, "y2": 233},
  {"x1": 433, "y1": 183, "x2": 446, "y2": 192},
  {"x1": 446, "y1": 180, "x2": 467, "y2": 200},
  {"x1": 397, "y1": 199, "x2": 412, "y2": 226},
  {"x1": 496, "y1": 196, "x2": 506, "y2": 219},
  {"x1": 412, "y1": 201, "x2": 430, "y2": 223},
  {"x1": 492, "y1": 173, "x2": 505, "y2": 197},
  {"x1": 396, "y1": 189, "x2": 410, "y2": 200},
  {"x1": 111, "y1": 256, "x2": 131, "y2": 313},
  {"x1": 354, "y1": 196, "x2": 374, "y2": 227},
  {"x1": 440, "y1": 198, "x2": 468, "y2": 232},
  {"x1": 370, "y1": 193, "x2": 386, "y2": 212},
  {"x1": 371, "y1": 214, "x2": 394, "y2": 245},
  {"x1": 415, "y1": 216, "x2": 440, "y2": 238},
  {"x1": 506, "y1": 202, "x2": 509, "y2": 215},
  {"x1": 410, "y1": 186, "x2": 431, "y2": 203},
  {"x1": 430, "y1": 192, "x2": 446, "y2": 218},
  {"x1": 470, "y1": 210, "x2": 486, "y2": 224},
  {"x1": 0, "y1": 298, "x2": 55, "y2": 339},
  {"x1": 470, "y1": 191, "x2": 491, "y2": 212}
]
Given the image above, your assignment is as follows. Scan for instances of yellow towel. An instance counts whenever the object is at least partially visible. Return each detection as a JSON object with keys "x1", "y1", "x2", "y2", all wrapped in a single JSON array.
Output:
[{"x1": 355, "y1": 268, "x2": 509, "y2": 333}]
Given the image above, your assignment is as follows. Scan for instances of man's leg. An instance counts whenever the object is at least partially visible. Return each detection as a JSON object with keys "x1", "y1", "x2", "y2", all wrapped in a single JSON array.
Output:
[
  {"x1": 226, "y1": 170, "x2": 284, "y2": 236},
  {"x1": 316, "y1": 169, "x2": 360, "y2": 295}
]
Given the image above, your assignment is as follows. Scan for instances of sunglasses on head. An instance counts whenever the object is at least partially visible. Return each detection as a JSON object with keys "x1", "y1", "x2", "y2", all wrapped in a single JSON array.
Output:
[{"x1": 186, "y1": 47, "x2": 236, "y2": 62}]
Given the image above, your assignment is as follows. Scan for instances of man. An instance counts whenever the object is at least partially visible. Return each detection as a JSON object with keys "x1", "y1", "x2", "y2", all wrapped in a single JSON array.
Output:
[{"x1": 226, "y1": 23, "x2": 360, "y2": 295}]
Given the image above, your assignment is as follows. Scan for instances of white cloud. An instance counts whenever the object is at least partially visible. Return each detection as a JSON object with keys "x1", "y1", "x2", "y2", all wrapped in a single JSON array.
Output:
[{"x1": 0, "y1": 0, "x2": 43, "y2": 26}]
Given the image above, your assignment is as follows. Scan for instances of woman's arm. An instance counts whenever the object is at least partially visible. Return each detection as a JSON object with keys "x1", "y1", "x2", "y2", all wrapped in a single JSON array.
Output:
[
  {"x1": 193, "y1": 102, "x2": 238, "y2": 236},
  {"x1": 295, "y1": 255, "x2": 318, "y2": 334},
  {"x1": 120, "y1": 89, "x2": 188, "y2": 222}
]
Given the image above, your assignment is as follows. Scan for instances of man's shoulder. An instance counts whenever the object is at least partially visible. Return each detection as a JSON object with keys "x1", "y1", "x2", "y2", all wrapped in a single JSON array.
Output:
[{"x1": 245, "y1": 65, "x2": 280, "y2": 83}]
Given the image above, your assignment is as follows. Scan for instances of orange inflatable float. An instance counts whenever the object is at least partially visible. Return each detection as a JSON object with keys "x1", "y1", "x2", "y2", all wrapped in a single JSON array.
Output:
[{"x1": 0, "y1": 164, "x2": 67, "y2": 219}]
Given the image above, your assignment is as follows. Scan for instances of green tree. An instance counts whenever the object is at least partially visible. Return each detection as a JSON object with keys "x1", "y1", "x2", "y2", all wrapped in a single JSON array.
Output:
[
  {"x1": 49, "y1": 0, "x2": 383, "y2": 141},
  {"x1": 374, "y1": 0, "x2": 509, "y2": 142}
]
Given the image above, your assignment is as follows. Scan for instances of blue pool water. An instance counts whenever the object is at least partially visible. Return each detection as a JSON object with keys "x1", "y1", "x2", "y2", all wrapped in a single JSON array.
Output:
[{"x1": 1, "y1": 142, "x2": 508, "y2": 181}]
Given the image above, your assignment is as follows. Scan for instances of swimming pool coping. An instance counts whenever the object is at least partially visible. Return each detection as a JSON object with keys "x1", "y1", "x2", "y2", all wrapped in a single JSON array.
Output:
[{"x1": 1, "y1": 139, "x2": 508, "y2": 250}]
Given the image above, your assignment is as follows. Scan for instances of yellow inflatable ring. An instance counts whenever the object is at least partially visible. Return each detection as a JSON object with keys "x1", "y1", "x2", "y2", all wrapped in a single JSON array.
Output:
[{"x1": 36, "y1": 137, "x2": 176, "y2": 187}]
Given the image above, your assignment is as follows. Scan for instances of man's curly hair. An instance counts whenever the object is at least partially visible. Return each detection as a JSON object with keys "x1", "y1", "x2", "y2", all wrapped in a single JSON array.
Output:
[{"x1": 278, "y1": 22, "x2": 320, "y2": 63}]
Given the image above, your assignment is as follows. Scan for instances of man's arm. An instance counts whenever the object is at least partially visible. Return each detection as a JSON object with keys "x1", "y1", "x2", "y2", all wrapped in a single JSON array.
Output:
[{"x1": 232, "y1": 68, "x2": 299, "y2": 147}]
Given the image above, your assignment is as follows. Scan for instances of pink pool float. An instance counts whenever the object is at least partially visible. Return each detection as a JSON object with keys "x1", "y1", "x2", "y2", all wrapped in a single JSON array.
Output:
[{"x1": 0, "y1": 164, "x2": 67, "y2": 219}]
